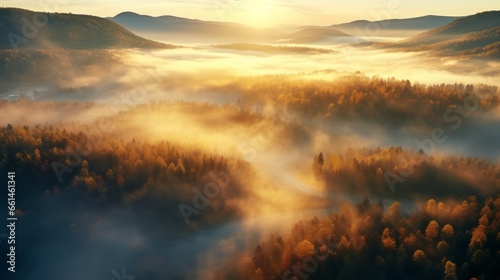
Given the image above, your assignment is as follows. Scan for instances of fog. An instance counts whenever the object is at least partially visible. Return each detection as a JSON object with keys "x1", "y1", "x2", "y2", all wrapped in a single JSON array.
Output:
[
  {"x1": 5, "y1": 45, "x2": 498, "y2": 105},
  {"x1": 2, "y1": 44, "x2": 499, "y2": 280}
]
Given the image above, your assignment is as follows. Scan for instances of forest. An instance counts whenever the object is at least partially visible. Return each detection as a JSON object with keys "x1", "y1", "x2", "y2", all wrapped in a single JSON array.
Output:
[
  {"x1": 2, "y1": 95, "x2": 499, "y2": 278},
  {"x1": 0, "y1": 17, "x2": 498, "y2": 277},
  {"x1": 0, "y1": 122, "x2": 254, "y2": 229},
  {"x1": 0, "y1": 49, "x2": 122, "y2": 83},
  {"x1": 231, "y1": 74, "x2": 499, "y2": 128},
  {"x1": 312, "y1": 147, "x2": 500, "y2": 199},
  {"x1": 244, "y1": 195, "x2": 500, "y2": 280}
]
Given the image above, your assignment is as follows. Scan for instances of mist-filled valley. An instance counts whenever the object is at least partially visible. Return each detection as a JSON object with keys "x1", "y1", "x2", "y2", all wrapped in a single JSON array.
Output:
[{"x1": 0, "y1": 6, "x2": 499, "y2": 280}]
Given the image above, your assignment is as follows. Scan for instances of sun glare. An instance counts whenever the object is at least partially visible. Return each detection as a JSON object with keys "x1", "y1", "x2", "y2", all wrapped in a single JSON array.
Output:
[{"x1": 240, "y1": 0, "x2": 274, "y2": 27}]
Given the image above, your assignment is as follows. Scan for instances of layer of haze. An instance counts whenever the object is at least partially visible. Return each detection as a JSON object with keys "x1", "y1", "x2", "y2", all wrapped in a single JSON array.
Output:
[{"x1": 2, "y1": 43, "x2": 499, "y2": 280}]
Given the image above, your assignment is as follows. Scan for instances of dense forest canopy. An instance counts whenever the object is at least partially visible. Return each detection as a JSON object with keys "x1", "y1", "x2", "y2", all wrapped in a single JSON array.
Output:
[
  {"x1": 233, "y1": 74, "x2": 499, "y2": 128},
  {"x1": 244, "y1": 195, "x2": 500, "y2": 280},
  {"x1": 0, "y1": 122, "x2": 254, "y2": 229}
]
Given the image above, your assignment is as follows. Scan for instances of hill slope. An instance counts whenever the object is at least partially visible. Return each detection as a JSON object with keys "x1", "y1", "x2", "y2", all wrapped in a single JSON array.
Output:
[
  {"x1": 386, "y1": 11, "x2": 500, "y2": 57},
  {"x1": 0, "y1": 8, "x2": 171, "y2": 49}
]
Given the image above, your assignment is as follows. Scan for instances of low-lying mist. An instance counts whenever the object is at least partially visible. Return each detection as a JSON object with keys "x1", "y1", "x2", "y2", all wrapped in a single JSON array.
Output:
[
  {"x1": 1, "y1": 43, "x2": 499, "y2": 279},
  {"x1": 3, "y1": 45, "x2": 499, "y2": 103}
]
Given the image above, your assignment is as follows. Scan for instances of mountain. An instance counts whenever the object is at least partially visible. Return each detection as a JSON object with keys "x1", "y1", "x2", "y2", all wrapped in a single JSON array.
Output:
[
  {"x1": 386, "y1": 11, "x2": 500, "y2": 58},
  {"x1": 329, "y1": 15, "x2": 460, "y2": 37},
  {"x1": 111, "y1": 11, "x2": 247, "y2": 32},
  {"x1": 282, "y1": 28, "x2": 353, "y2": 44},
  {"x1": 278, "y1": 15, "x2": 460, "y2": 44},
  {"x1": 0, "y1": 8, "x2": 172, "y2": 49},
  {"x1": 110, "y1": 12, "x2": 460, "y2": 44},
  {"x1": 110, "y1": 12, "x2": 274, "y2": 43}
]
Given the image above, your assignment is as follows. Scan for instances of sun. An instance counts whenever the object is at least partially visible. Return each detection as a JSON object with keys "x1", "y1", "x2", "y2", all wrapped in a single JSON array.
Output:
[{"x1": 241, "y1": 0, "x2": 275, "y2": 27}]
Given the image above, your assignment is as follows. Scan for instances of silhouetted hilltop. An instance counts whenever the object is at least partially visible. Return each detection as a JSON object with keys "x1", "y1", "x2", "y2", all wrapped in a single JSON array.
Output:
[{"x1": 0, "y1": 8, "x2": 172, "y2": 49}]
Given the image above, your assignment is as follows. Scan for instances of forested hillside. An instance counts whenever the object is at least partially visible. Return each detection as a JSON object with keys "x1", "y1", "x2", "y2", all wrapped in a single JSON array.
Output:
[{"x1": 0, "y1": 8, "x2": 172, "y2": 49}]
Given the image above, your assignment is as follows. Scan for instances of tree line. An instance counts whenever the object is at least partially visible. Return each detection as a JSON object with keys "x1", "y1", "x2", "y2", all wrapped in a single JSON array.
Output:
[
  {"x1": 312, "y1": 147, "x2": 500, "y2": 199},
  {"x1": 233, "y1": 74, "x2": 499, "y2": 128}
]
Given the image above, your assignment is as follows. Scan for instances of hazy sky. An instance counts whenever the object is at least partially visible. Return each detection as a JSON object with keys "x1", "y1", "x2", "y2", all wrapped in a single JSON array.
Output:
[{"x1": 3, "y1": 0, "x2": 499, "y2": 27}]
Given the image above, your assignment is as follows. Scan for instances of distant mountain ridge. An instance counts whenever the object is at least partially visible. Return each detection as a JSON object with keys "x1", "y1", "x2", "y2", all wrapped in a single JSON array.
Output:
[
  {"x1": 332, "y1": 15, "x2": 460, "y2": 31},
  {"x1": 110, "y1": 11, "x2": 268, "y2": 43},
  {"x1": 291, "y1": 15, "x2": 461, "y2": 40},
  {"x1": 279, "y1": 15, "x2": 460, "y2": 44},
  {"x1": 112, "y1": 11, "x2": 247, "y2": 30},
  {"x1": 110, "y1": 12, "x2": 461, "y2": 44},
  {"x1": 0, "y1": 8, "x2": 171, "y2": 49}
]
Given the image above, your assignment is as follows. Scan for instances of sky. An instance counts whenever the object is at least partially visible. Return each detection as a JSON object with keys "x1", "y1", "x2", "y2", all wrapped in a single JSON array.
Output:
[{"x1": 2, "y1": 0, "x2": 499, "y2": 27}]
